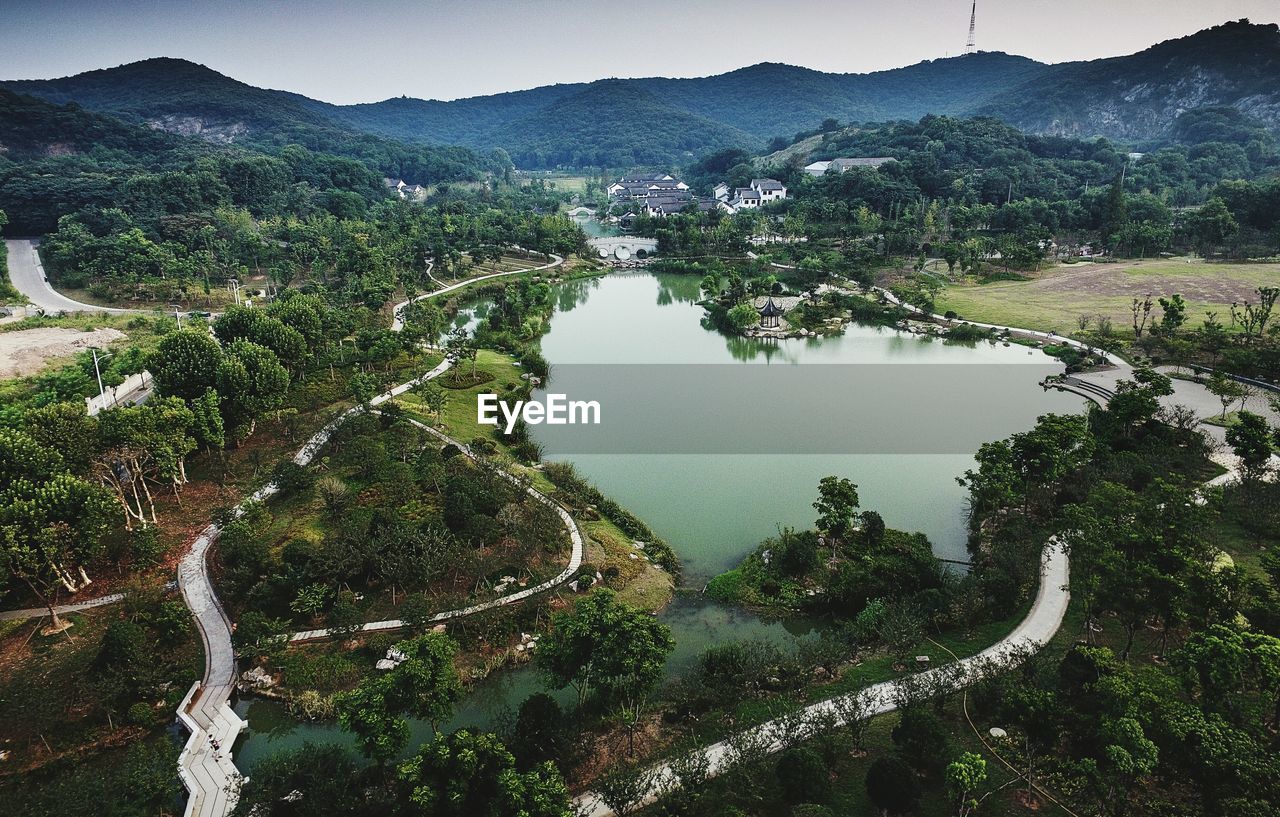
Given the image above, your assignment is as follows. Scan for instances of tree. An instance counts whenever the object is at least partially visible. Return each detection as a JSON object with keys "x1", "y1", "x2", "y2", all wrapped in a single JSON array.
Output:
[
  {"x1": 396, "y1": 729, "x2": 570, "y2": 817},
  {"x1": 213, "y1": 305, "x2": 307, "y2": 366},
  {"x1": 538, "y1": 590, "x2": 673, "y2": 752},
  {"x1": 1207, "y1": 373, "x2": 1246, "y2": 420},
  {"x1": 1158, "y1": 293, "x2": 1187, "y2": 336},
  {"x1": 859, "y1": 509, "x2": 886, "y2": 547},
  {"x1": 146, "y1": 329, "x2": 222, "y2": 400},
  {"x1": 510, "y1": 693, "x2": 565, "y2": 770},
  {"x1": 414, "y1": 380, "x2": 448, "y2": 422},
  {"x1": 216, "y1": 339, "x2": 290, "y2": 435},
  {"x1": 813, "y1": 476, "x2": 860, "y2": 556},
  {"x1": 865, "y1": 755, "x2": 919, "y2": 816},
  {"x1": 1225, "y1": 411, "x2": 1274, "y2": 485},
  {"x1": 892, "y1": 706, "x2": 950, "y2": 775},
  {"x1": 946, "y1": 752, "x2": 988, "y2": 817},
  {"x1": 1095, "y1": 716, "x2": 1158, "y2": 816},
  {"x1": 1185, "y1": 197, "x2": 1239, "y2": 256},
  {"x1": 348, "y1": 371, "x2": 380, "y2": 409},
  {"x1": 383, "y1": 633, "x2": 462, "y2": 733},
  {"x1": 336, "y1": 674, "x2": 410, "y2": 766},
  {"x1": 230, "y1": 743, "x2": 370, "y2": 817},
  {"x1": 1105, "y1": 367, "x2": 1173, "y2": 434},
  {"x1": 1, "y1": 430, "x2": 114, "y2": 630},
  {"x1": 726, "y1": 301, "x2": 758, "y2": 330},
  {"x1": 776, "y1": 746, "x2": 831, "y2": 804}
]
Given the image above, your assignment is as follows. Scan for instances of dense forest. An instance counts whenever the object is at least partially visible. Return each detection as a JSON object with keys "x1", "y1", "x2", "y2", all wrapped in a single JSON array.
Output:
[{"x1": 6, "y1": 21, "x2": 1279, "y2": 169}]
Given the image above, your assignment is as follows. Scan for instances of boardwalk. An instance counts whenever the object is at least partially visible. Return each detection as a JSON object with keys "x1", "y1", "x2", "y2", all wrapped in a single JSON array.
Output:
[{"x1": 173, "y1": 252, "x2": 564, "y2": 817}]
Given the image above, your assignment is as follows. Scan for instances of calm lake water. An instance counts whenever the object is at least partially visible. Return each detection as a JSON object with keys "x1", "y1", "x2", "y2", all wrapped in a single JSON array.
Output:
[{"x1": 233, "y1": 271, "x2": 1084, "y2": 768}]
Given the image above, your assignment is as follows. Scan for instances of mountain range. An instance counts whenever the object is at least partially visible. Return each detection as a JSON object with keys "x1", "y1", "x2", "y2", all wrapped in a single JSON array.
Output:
[{"x1": 4, "y1": 19, "x2": 1278, "y2": 169}]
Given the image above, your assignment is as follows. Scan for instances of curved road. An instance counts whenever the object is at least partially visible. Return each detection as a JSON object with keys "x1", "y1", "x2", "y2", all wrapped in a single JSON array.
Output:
[
  {"x1": 5, "y1": 238, "x2": 136, "y2": 313},
  {"x1": 174, "y1": 252, "x2": 565, "y2": 817}
]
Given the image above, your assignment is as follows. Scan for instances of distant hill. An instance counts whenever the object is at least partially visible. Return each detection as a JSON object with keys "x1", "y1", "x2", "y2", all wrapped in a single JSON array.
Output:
[
  {"x1": 977, "y1": 20, "x2": 1280, "y2": 143},
  {"x1": 6, "y1": 21, "x2": 1280, "y2": 168},
  {"x1": 2, "y1": 57, "x2": 494, "y2": 183},
  {"x1": 0, "y1": 87, "x2": 181, "y2": 158},
  {"x1": 485, "y1": 81, "x2": 763, "y2": 167}
]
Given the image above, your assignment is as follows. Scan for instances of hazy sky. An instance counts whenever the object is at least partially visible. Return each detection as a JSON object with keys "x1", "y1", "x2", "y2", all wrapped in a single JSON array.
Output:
[{"x1": 1, "y1": 1, "x2": 1275, "y2": 103}]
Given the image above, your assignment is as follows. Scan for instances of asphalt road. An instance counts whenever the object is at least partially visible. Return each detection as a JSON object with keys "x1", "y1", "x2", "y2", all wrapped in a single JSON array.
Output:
[{"x1": 6, "y1": 238, "x2": 134, "y2": 314}]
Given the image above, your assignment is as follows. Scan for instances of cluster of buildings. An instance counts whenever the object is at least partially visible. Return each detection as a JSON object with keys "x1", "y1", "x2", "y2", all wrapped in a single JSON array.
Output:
[
  {"x1": 607, "y1": 172, "x2": 789, "y2": 219},
  {"x1": 803, "y1": 157, "x2": 895, "y2": 177},
  {"x1": 712, "y1": 178, "x2": 787, "y2": 212},
  {"x1": 384, "y1": 178, "x2": 428, "y2": 200}
]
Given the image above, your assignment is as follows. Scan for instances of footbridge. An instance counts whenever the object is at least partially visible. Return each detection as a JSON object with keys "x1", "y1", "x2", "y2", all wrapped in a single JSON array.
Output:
[{"x1": 587, "y1": 236, "x2": 658, "y2": 260}]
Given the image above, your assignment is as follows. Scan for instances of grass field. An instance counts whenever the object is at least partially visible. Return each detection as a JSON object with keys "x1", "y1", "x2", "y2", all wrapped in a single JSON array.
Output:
[
  {"x1": 517, "y1": 173, "x2": 591, "y2": 193},
  {"x1": 935, "y1": 257, "x2": 1280, "y2": 335}
]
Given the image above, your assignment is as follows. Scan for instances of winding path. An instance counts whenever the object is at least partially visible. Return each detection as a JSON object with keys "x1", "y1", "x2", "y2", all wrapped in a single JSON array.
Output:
[
  {"x1": 574, "y1": 539, "x2": 1070, "y2": 817},
  {"x1": 173, "y1": 252, "x2": 565, "y2": 817},
  {"x1": 567, "y1": 259, "x2": 1274, "y2": 817},
  {"x1": 5, "y1": 238, "x2": 137, "y2": 314}
]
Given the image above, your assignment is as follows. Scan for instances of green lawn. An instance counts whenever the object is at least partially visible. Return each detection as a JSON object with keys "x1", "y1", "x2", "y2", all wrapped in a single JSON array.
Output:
[{"x1": 935, "y1": 258, "x2": 1279, "y2": 336}]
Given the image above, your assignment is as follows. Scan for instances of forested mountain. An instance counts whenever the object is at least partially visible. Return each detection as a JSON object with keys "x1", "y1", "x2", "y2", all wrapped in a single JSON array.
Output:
[
  {"x1": 1, "y1": 58, "x2": 497, "y2": 185},
  {"x1": 978, "y1": 20, "x2": 1280, "y2": 143},
  {"x1": 485, "y1": 81, "x2": 762, "y2": 167},
  {"x1": 1, "y1": 88, "x2": 414, "y2": 234},
  {"x1": 5, "y1": 21, "x2": 1279, "y2": 169}
]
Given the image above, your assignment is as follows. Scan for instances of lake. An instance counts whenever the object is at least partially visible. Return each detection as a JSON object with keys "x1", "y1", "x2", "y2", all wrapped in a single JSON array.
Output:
[{"x1": 233, "y1": 271, "x2": 1084, "y2": 767}]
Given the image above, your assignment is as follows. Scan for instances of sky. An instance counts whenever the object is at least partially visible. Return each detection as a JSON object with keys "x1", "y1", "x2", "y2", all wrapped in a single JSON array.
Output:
[{"x1": 1, "y1": 0, "x2": 1276, "y2": 104}]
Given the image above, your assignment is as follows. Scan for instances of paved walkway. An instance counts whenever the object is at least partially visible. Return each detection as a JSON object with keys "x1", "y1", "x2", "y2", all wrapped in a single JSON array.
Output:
[
  {"x1": 289, "y1": 413, "x2": 583, "y2": 642},
  {"x1": 0, "y1": 592, "x2": 125, "y2": 621},
  {"x1": 574, "y1": 540, "x2": 1071, "y2": 816},
  {"x1": 570, "y1": 267, "x2": 1267, "y2": 817},
  {"x1": 173, "y1": 251, "x2": 563, "y2": 817}
]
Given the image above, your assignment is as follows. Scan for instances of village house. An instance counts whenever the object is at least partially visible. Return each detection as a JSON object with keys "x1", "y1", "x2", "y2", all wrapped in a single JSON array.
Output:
[
  {"x1": 607, "y1": 173, "x2": 690, "y2": 201},
  {"x1": 384, "y1": 178, "x2": 427, "y2": 200},
  {"x1": 713, "y1": 178, "x2": 787, "y2": 213},
  {"x1": 751, "y1": 178, "x2": 787, "y2": 202}
]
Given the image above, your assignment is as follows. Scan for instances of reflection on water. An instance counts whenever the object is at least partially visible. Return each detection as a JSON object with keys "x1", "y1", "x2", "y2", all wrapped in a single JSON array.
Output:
[{"x1": 235, "y1": 270, "x2": 1084, "y2": 770}]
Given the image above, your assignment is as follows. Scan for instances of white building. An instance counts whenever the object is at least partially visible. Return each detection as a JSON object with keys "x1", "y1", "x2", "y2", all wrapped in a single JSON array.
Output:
[
  {"x1": 824, "y1": 157, "x2": 895, "y2": 174},
  {"x1": 608, "y1": 173, "x2": 689, "y2": 200},
  {"x1": 750, "y1": 178, "x2": 787, "y2": 202}
]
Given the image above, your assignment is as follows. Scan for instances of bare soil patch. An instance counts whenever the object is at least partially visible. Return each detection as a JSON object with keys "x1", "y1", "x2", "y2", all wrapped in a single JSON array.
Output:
[
  {"x1": 0, "y1": 326, "x2": 126, "y2": 379},
  {"x1": 1029, "y1": 260, "x2": 1270, "y2": 304}
]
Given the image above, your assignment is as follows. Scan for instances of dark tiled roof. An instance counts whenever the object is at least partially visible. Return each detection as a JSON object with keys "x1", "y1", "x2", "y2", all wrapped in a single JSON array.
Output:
[{"x1": 759, "y1": 297, "x2": 784, "y2": 317}]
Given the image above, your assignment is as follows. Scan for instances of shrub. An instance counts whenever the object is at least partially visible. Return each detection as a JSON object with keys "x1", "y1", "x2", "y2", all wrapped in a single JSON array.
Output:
[
  {"x1": 865, "y1": 755, "x2": 919, "y2": 815},
  {"x1": 271, "y1": 459, "x2": 315, "y2": 494},
  {"x1": 128, "y1": 527, "x2": 165, "y2": 566},
  {"x1": 705, "y1": 569, "x2": 746, "y2": 603},
  {"x1": 127, "y1": 702, "x2": 156, "y2": 727},
  {"x1": 776, "y1": 747, "x2": 831, "y2": 804}
]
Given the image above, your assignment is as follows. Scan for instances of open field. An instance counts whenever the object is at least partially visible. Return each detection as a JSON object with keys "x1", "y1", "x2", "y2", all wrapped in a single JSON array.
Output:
[
  {"x1": 935, "y1": 257, "x2": 1280, "y2": 335},
  {"x1": 0, "y1": 326, "x2": 125, "y2": 379},
  {"x1": 517, "y1": 173, "x2": 591, "y2": 193}
]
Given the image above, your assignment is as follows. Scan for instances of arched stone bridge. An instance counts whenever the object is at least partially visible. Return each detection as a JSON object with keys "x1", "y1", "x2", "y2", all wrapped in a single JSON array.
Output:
[{"x1": 587, "y1": 236, "x2": 658, "y2": 260}]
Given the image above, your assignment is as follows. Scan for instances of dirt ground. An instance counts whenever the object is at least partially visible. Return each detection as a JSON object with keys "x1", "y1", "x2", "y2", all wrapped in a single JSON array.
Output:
[
  {"x1": 0, "y1": 326, "x2": 125, "y2": 379},
  {"x1": 1029, "y1": 259, "x2": 1274, "y2": 304},
  {"x1": 936, "y1": 258, "x2": 1280, "y2": 334}
]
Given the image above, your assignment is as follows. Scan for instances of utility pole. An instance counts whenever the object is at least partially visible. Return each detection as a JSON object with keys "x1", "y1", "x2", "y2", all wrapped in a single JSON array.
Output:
[{"x1": 91, "y1": 348, "x2": 112, "y2": 405}]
